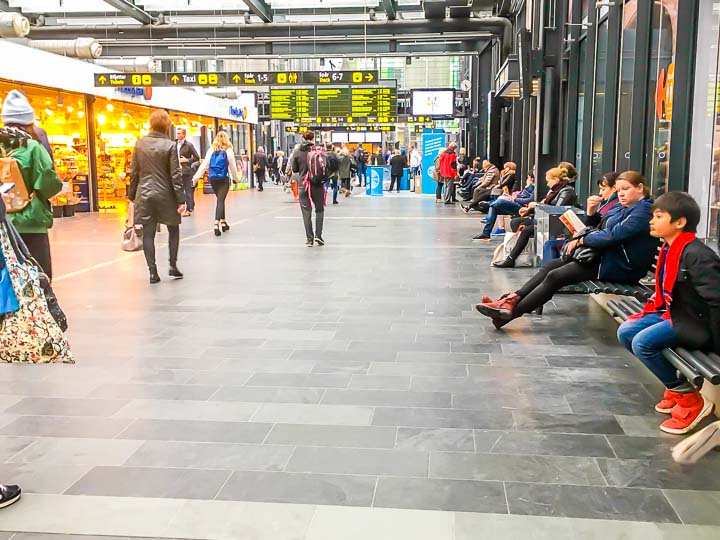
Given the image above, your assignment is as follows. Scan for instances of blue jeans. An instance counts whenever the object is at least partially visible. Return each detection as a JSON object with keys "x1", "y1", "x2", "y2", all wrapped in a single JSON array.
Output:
[
  {"x1": 357, "y1": 163, "x2": 367, "y2": 186},
  {"x1": 617, "y1": 314, "x2": 684, "y2": 389},
  {"x1": 482, "y1": 199, "x2": 521, "y2": 237}
]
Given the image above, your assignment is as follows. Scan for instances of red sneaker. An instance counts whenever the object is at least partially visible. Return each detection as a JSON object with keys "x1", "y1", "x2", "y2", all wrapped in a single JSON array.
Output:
[
  {"x1": 475, "y1": 293, "x2": 520, "y2": 321},
  {"x1": 655, "y1": 389, "x2": 681, "y2": 414},
  {"x1": 660, "y1": 392, "x2": 715, "y2": 435}
]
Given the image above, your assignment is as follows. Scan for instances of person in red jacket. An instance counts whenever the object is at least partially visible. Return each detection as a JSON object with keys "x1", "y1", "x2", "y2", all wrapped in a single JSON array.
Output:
[{"x1": 439, "y1": 142, "x2": 458, "y2": 205}]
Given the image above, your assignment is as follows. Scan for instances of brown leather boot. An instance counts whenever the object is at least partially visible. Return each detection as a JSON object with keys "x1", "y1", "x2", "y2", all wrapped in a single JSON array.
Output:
[{"x1": 475, "y1": 293, "x2": 521, "y2": 321}]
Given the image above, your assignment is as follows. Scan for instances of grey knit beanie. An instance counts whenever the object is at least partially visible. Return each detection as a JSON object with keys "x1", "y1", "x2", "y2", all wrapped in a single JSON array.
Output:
[{"x1": 1, "y1": 90, "x2": 35, "y2": 126}]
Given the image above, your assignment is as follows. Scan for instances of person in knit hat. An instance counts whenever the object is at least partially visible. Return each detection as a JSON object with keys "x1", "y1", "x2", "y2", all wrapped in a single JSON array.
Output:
[
  {"x1": 1, "y1": 90, "x2": 53, "y2": 160},
  {"x1": 1, "y1": 89, "x2": 62, "y2": 278}
]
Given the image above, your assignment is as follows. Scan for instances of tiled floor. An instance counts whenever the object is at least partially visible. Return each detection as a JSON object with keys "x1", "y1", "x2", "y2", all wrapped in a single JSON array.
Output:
[{"x1": 1, "y1": 186, "x2": 719, "y2": 539}]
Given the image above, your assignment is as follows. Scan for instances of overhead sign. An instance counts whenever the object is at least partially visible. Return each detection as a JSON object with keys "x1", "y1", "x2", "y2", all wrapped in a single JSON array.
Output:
[
  {"x1": 270, "y1": 88, "x2": 317, "y2": 121},
  {"x1": 270, "y1": 86, "x2": 397, "y2": 123},
  {"x1": 285, "y1": 125, "x2": 394, "y2": 133},
  {"x1": 94, "y1": 71, "x2": 380, "y2": 88}
]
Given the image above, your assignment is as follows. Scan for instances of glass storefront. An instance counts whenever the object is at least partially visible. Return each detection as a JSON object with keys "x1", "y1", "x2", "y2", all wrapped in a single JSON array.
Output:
[
  {"x1": 644, "y1": 0, "x2": 678, "y2": 197},
  {"x1": 575, "y1": 39, "x2": 588, "y2": 176},
  {"x1": 615, "y1": 0, "x2": 637, "y2": 172},
  {"x1": 591, "y1": 20, "x2": 609, "y2": 182}
]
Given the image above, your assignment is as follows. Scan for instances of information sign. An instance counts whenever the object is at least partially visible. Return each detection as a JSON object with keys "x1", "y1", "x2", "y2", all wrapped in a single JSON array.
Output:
[
  {"x1": 351, "y1": 87, "x2": 397, "y2": 123},
  {"x1": 270, "y1": 88, "x2": 317, "y2": 120},
  {"x1": 317, "y1": 87, "x2": 351, "y2": 118}
]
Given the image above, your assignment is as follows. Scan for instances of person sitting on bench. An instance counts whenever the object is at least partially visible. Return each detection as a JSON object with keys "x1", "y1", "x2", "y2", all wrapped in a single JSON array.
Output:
[
  {"x1": 617, "y1": 192, "x2": 720, "y2": 435},
  {"x1": 460, "y1": 160, "x2": 501, "y2": 210},
  {"x1": 472, "y1": 172, "x2": 535, "y2": 240},
  {"x1": 476, "y1": 171, "x2": 657, "y2": 327}
]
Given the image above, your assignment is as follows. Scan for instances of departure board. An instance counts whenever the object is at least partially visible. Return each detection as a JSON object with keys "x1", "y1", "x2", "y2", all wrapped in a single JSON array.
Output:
[
  {"x1": 351, "y1": 87, "x2": 397, "y2": 122},
  {"x1": 270, "y1": 88, "x2": 317, "y2": 120},
  {"x1": 317, "y1": 87, "x2": 351, "y2": 118}
]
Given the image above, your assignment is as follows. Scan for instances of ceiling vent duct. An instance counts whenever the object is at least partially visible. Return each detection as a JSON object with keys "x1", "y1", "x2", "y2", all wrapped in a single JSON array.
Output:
[
  {"x1": 94, "y1": 57, "x2": 157, "y2": 72},
  {"x1": 0, "y1": 13, "x2": 31, "y2": 38},
  {"x1": 27, "y1": 38, "x2": 102, "y2": 59}
]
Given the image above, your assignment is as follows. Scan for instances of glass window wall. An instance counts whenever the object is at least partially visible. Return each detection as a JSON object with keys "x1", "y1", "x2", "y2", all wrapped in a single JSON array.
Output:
[
  {"x1": 615, "y1": 0, "x2": 637, "y2": 172},
  {"x1": 591, "y1": 19, "x2": 609, "y2": 183}
]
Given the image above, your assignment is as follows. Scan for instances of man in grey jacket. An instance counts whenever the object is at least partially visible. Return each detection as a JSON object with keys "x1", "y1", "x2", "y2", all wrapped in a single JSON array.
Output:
[{"x1": 461, "y1": 160, "x2": 501, "y2": 212}]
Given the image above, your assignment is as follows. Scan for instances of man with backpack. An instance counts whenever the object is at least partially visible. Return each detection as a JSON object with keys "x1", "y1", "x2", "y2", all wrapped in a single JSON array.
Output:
[
  {"x1": 292, "y1": 131, "x2": 338, "y2": 247},
  {"x1": 253, "y1": 146, "x2": 270, "y2": 192}
]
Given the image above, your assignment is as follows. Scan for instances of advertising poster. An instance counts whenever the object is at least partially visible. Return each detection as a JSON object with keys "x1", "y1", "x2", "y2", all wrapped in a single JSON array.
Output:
[{"x1": 421, "y1": 129, "x2": 445, "y2": 195}]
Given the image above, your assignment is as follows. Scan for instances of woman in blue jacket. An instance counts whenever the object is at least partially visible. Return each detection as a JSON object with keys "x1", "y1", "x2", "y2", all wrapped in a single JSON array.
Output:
[{"x1": 476, "y1": 171, "x2": 658, "y2": 328}]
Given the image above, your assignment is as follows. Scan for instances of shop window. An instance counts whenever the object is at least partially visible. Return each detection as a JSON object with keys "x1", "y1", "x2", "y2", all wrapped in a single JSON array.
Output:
[
  {"x1": 706, "y1": 1, "x2": 720, "y2": 246},
  {"x1": 615, "y1": 0, "x2": 638, "y2": 172},
  {"x1": 590, "y1": 20, "x2": 609, "y2": 183},
  {"x1": 645, "y1": 0, "x2": 678, "y2": 197}
]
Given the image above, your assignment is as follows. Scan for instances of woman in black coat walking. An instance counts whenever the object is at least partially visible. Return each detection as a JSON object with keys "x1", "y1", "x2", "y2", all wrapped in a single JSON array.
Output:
[{"x1": 128, "y1": 110, "x2": 185, "y2": 284}]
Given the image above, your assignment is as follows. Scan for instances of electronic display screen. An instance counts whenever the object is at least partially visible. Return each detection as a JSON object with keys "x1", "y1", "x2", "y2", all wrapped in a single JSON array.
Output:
[
  {"x1": 270, "y1": 88, "x2": 317, "y2": 120},
  {"x1": 411, "y1": 89, "x2": 455, "y2": 118}
]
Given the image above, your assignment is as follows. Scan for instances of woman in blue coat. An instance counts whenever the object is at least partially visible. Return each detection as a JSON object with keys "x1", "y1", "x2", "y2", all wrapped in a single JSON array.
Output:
[{"x1": 476, "y1": 171, "x2": 658, "y2": 328}]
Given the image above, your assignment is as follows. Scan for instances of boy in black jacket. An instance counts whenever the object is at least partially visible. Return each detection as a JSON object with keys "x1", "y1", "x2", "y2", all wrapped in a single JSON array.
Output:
[{"x1": 618, "y1": 192, "x2": 720, "y2": 434}]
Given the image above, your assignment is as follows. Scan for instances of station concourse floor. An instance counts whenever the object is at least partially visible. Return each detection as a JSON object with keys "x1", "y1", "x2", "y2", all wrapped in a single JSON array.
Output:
[{"x1": 1, "y1": 186, "x2": 720, "y2": 540}]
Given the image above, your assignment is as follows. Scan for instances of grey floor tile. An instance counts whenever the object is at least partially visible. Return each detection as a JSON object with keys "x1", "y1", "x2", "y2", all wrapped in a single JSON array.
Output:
[
  {"x1": 396, "y1": 352, "x2": 491, "y2": 365},
  {"x1": 348, "y1": 375, "x2": 411, "y2": 390},
  {"x1": 311, "y1": 360, "x2": 371, "y2": 375},
  {"x1": 0, "y1": 436, "x2": 37, "y2": 461},
  {"x1": 488, "y1": 355, "x2": 550, "y2": 367},
  {"x1": 115, "y1": 419, "x2": 273, "y2": 444},
  {"x1": 0, "y1": 463, "x2": 92, "y2": 494},
  {"x1": 505, "y1": 482, "x2": 681, "y2": 523},
  {"x1": 4, "y1": 397, "x2": 129, "y2": 417},
  {"x1": 9, "y1": 437, "x2": 144, "y2": 466},
  {"x1": 664, "y1": 490, "x2": 720, "y2": 526},
  {"x1": 598, "y1": 458, "x2": 720, "y2": 491},
  {"x1": 285, "y1": 446, "x2": 428, "y2": 477},
  {"x1": 374, "y1": 476, "x2": 507, "y2": 513},
  {"x1": 265, "y1": 424, "x2": 397, "y2": 449},
  {"x1": 214, "y1": 357, "x2": 315, "y2": 373},
  {"x1": 217, "y1": 470, "x2": 376, "y2": 506},
  {"x1": 251, "y1": 403, "x2": 373, "y2": 426},
  {"x1": 124, "y1": 440, "x2": 294, "y2": 471},
  {"x1": 112, "y1": 399, "x2": 258, "y2": 422},
  {"x1": 368, "y1": 362, "x2": 468, "y2": 377},
  {"x1": 322, "y1": 389, "x2": 451, "y2": 408},
  {"x1": 8, "y1": 536, "x2": 192, "y2": 540},
  {"x1": 615, "y1": 414, "x2": 666, "y2": 437},
  {"x1": 86, "y1": 383, "x2": 218, "y2": 401},
  {"x1": 210, "y1": 386, "x2": 325, "y2": 404},
  {"x1": 489, "y1": 431, "x2": 616, "y2": 458},
  {"x1": 290, "y1": 349, "x2": 399, "y2": 364},
  {"x1": 349, "y1": 340, "x2": 451, "y2": 353},
  {"x1": 545, "y1": 355, "x2": 634, "y2": 368},
  {"x1": 372, "y1": 407, "x2": 514, "y2": 430},
  {"x1": 65, "y1": 465, "x2": 231, "y2": 499},
  {"x1": 411, "y1": 376, "x2": 518, "y2": 393},
  {"x1": 513, "y1": 411, "x2": 625, "y2": 434},
  {"x1": 245, "y1": 373, "x2": 351, "y2": 388},
  {"x1": 430, "y1": 452, "x2": 606, "y2": 485},
  {"x1": 606, "y1": 434, "x2": 681, "y2": 460},
  {"x1": 453, "y1": 392, "x2": 572, "y2": 414},
  {"x1": 0, "y1": 416, "x2": 133, "y2": 439},
  {"x1": 183, "y1": 371, "x2": 254, "y2": 386},
  {"x1": 395, "y1": 428, "x2": 476, "y2": 452}
]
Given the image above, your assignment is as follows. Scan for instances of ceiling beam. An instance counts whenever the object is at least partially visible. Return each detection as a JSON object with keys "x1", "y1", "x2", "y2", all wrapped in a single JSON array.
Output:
[
  {"x1": 102, "y1": 0, "x2": 156, "y2": 25},
  {"x1": 380, "y1": 0, "x2": 398, "y2": 21},
  {"x1": 241, "y1": 0, "x2": 273, "y2": 23}
]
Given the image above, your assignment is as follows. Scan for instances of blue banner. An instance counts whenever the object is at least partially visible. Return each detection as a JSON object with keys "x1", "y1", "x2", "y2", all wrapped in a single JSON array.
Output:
[
  {"x1": 366, "y1": 166, "x2": 385, "y2": 196},
  {"x1": 421, "y1": 129, "x2": 445, "y2": 195}
]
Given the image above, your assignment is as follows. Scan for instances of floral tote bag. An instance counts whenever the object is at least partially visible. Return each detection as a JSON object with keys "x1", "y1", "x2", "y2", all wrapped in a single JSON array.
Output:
[{"x1": 0, "y1": 222, "x2": 73, "y2": 363}]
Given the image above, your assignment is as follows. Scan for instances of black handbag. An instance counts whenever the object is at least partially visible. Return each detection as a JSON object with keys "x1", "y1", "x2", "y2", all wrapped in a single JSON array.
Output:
[{"x1": 561, "y1": 226, "x2": 601, "y2": 265}]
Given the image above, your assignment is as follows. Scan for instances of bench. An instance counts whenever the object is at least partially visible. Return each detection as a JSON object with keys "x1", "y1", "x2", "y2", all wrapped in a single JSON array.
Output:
[{"x1": 607, "y1": 297, "x2": 720, "y2": 387}]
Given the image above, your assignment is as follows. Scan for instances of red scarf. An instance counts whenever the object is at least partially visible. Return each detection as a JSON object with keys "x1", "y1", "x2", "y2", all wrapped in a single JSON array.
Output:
[{"x1": 630, "y1": 232, "x2": 696, "y2": 321}]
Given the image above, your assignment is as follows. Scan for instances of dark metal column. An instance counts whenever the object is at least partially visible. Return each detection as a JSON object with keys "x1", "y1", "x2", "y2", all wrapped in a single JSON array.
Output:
[
  {"x1": 600, "y1": 4, "x2": 622, "y2": 174},
  {"x1": 668, "y1": 0, "x2": 700, "y2": 191},
  {"x1": 629, "y1": 0, "x2": 653, "y2": 173},
  {"x1": 578, "y1": 4, "x2": 599, "y2": 201}
]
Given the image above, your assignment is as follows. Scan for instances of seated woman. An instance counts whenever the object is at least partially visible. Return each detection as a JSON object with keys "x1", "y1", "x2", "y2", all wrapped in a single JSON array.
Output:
[
  {"x1": 476, "y1": 171, "x2": 658, "y2": 328},
  {"x1": 543, "y1": 171, "x2": 621, "y2": 261},
  {"x1": 459, "y1": 158, "x2": 483, "y2": 190},
  {"x1": 491, "y1": 166, "x2": 577, "y2": 265},
  {"x1": 472, "y1": 173, "x2": 535, "y2": 240}
]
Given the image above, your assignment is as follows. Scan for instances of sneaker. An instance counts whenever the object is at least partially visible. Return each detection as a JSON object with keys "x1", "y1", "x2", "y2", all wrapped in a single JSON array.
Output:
[
  {"x1": 461, "y1": 205, "x2": 470, "y2": 214},
  {"x1": 492, "y1": 228, "x2": 506, "y2": 235},
  {"x1": 333, "y1": 201, "x2": 339, "y2": 205},
  {"x1": 655, "y1": 389, "x2": 680, "y2": 414},
  {"x1": 480, "y1": 218, "x2": 488, "y2": 223},
  {"x1": 0, "y1": 484, "x2": 21, "y2": 509},
  {"x1": 472, "y1": 235, "x2": 491, "y2": 241},
  {"x1": 169, "y1": 266, "x2": 184, "y2": 279},
  {"x1": 660, "y1": 392, "x2": 715, "y2": 435},
  {"x1": 315, "y1": 236, "x2": 325, "y2": 246}
]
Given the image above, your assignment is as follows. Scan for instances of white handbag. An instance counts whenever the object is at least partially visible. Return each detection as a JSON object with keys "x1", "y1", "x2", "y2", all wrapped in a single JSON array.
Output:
[
  {"x1": 491, "y1": 227, "x2": 534, "y2": 267},
  {"x1": 121, "y1": 202, "x2": 143, "y2": 252}
]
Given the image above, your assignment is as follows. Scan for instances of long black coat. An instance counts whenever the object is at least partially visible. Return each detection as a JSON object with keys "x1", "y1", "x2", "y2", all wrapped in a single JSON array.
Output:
[
  {"x1": 669, "y1": 240, "x2": 720, "y2": 353},
  {"x1": 128, "y1": 131, "x2": 184, "y2": 227}
]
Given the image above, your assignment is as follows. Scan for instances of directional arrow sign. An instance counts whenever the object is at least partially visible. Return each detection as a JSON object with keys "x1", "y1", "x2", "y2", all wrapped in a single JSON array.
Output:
[
  {"x1": 98, "y1": 75, "x2": 107, "y2": 85},
  {"x1": 365, "y1": 73, "x2": 374, "y2": 82},
  {"x1": 232, "y1": 74, "x2": 241, "y2": 83},
  {"x1": 171, "y1": 75, "x2": 180, "y2": 84}
]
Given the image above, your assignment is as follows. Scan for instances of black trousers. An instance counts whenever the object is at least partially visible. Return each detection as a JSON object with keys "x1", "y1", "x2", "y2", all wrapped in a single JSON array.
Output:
[
  {"x1": 143, "y1": 221, "x2": 179, "y2": 270},
  {"x1": 21, "y1": 233, "x2": 52, "y2": 280},
  {"x1": 435, "y1": 181, "x2": 443, "y2": 200},
  {"x1": 210, "y1": 179, "x2": 229, "y2": 221},
  {"x1": 256, "y1": 170, "x2": 265, "y2": 190},
  {"x1": 515, "y1": 257, "x2": 599, "y2": 315},
  {"x1": 299, "y1": 181, "x2": 325, "y2": 239},
  {"x1": 469, "y1": 186, "x2": 492, "y2": 208},
  {"x1": 341, "y1": 177, "x2": 351, "y2": 191},
  {"x1": 182, "y1": 174, "x2": 195, "y2": 212},
  {"x1": 390, "y1": 175, "x2": 402, "y2": 192}
]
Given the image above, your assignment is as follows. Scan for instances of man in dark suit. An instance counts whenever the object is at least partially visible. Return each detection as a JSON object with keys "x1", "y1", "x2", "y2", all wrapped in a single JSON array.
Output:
[{"x1": 176, "y1": 127, "x2": 200, "y2": 216}]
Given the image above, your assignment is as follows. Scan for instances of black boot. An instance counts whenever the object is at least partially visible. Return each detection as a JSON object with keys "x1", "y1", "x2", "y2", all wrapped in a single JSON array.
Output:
[
  {"x1": 492, "y1": 257, "x2": 516, "y2": 268},
  {"x1": 149, "y1": 266, "x2": 161, "y2": 284},
  {"x1": 169, "y1": 265, "x2": 184, "y2": 279}
]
